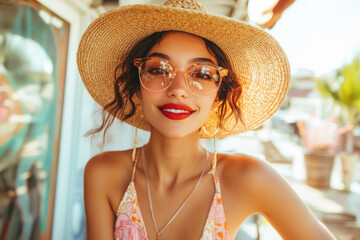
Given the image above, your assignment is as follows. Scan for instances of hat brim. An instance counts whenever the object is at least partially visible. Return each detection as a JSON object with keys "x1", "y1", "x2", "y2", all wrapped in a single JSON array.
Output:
[{"x1": 77, "y1": 4, "x2": 290, "y2": 138}]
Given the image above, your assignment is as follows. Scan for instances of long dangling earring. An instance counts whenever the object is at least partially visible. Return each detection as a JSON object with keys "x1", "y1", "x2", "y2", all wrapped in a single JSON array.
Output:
[
  {"x1": 202, "y1": 126, "x2": 218, "y2": 175},
  {"x1": 202, "y1": 125, "x2": 218, "y2": 138},
  {"x1": 132, "y1": 122, "x2": 138, "y2": 162},
  {"x1": 210, "y1": 134, "x2": 217, "y2": 175}
]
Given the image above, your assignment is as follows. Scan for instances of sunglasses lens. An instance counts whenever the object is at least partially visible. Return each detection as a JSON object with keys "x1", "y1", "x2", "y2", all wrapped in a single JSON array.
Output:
[
  {"x1": 139, "y1": 59, "x2": 173, "y2": 91},
  {"x1": 187, "y1": 65, "x2": 221, "y2": 96}
]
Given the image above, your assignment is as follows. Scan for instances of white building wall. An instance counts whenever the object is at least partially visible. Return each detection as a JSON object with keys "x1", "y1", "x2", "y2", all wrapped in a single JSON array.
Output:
[
  {"x1": 35, "y1": 0, "x2": 103, "y2": 239},
  {"x1": 39, "y1": 1, "x2": 151, "y2": 239}
]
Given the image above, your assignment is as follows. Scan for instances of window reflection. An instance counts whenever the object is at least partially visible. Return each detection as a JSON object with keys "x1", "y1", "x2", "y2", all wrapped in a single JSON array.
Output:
[{"x1": 0, "y1": 1, "x2": 68, "y2": 239}]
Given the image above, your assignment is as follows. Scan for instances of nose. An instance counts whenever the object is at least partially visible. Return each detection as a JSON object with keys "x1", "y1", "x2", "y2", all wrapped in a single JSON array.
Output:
[{"x1": 166, "y1": 71, "x2": 188, "y2": 99}]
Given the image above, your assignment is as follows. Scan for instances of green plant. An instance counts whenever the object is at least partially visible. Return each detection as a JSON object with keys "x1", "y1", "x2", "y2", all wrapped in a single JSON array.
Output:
[{"x1": 316, "y1": 56, "x2": 360, "y2": 152}]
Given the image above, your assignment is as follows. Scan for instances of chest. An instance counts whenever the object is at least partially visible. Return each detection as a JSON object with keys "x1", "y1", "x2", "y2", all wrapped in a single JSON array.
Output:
[
  {"x1": 138, "y1": 174, "x2": 216, "y2": 239},
  {"x1": 116, "y1": 173, "x2": 236, "y2": 239},
  {"x1": 112, "y1": 166, "x2": 254, "y2": 240}
]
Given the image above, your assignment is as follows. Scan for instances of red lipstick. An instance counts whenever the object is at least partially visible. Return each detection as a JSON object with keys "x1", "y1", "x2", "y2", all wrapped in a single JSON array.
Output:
[{"x1": 158, "y1": 103, "x2": 195, "y2": 120}]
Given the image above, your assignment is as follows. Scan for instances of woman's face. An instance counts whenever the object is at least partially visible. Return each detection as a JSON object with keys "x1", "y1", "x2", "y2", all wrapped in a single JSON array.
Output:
[{"x1": 140, "y1": 32, "x2": 219, "y2": 138}]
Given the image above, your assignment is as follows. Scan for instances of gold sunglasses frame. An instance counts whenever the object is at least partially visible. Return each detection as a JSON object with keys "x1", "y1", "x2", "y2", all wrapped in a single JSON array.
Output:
[{"x1": 134, "y1": 57, "x2": 228, "y2": 96}]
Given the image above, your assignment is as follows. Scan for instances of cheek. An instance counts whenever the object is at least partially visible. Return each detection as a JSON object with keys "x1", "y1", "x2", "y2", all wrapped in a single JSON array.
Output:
[
  {"x1": 207, "y1": 94, "x2": 218, "y2": 109},
  {"x1": 139, "y1": 87, "x2": 159, "y2": 117},
  {"x1": 200, "y1": 96, "x2": 218, "y2": 117},
  {"x1": 139, "y1": 87, "x2": 153, "y2": 101}
]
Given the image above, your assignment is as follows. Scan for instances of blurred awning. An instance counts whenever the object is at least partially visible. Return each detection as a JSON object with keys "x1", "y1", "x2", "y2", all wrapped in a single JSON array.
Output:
[{"x1": 90, "y1": 0, "x2": 295, "y2": 29}]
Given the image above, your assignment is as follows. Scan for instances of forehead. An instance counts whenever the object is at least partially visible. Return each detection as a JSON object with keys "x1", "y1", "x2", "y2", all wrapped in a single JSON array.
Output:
[{"x1": 147, "y1": 32, "x2": 218, "y2": 65}]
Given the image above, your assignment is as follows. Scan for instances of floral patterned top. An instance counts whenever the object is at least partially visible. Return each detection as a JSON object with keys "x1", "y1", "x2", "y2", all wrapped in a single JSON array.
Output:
[{"x1": 114, "y1": 150, "x2": 230, "y2": 240}]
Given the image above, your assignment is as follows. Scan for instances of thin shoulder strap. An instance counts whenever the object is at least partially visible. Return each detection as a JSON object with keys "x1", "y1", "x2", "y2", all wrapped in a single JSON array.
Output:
[{"x1": 131, "y1": 148, "x2": 141, "y2": 182}]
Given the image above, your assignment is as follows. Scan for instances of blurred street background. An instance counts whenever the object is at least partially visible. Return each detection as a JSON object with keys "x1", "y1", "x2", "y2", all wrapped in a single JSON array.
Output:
[{"x1": 0, "y1": 0, "x2": 359, "y2": 239}]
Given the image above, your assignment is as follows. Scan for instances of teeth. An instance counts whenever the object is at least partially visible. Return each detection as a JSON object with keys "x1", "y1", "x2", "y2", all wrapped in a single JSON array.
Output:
[{"x1": 162, "y1": 109, "x2": 191, "y2": 113}]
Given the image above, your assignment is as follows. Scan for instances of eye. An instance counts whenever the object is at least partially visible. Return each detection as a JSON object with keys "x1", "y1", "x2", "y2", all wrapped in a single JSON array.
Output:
[
  {"x1": 190, "y1": 72, "x2": 212, "y2": 80},
  {"x1": 189, "y1": 65, "x2": 217, "y2": 81},
  {"x1": 147, "y1": 68, "x2": 169, "y2": 75}
]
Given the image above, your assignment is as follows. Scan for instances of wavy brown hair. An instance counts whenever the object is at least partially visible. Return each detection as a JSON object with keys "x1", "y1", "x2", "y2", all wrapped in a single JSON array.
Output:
[{"x1": 87, "y1": 31, "x2": 243, "y2": 140}]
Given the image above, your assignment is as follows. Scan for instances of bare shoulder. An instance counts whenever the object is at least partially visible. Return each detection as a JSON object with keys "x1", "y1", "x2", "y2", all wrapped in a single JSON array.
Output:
[
  {"x1": 83, "y1": 150, "x2": 136, "y2": 239},
  {"x1": 85, "y1": 150, "x2": 133, "y2": 179},
  {"x1": 84, "y1": 150, "x2": 134, "y2": 211},
  {"x1": 84, "y1": 150, "x2": 133, "y2": 186},
  {"x1": 214, "y1": 154, "x2": 275, "y2": 231},
  {"x1": 217, "y1": 153, "x2": 290, "y2": 206},
  {"x1": 216, "y1": 153, "x2": 336, "y2": 240},
  {"x1": 216, "y1": 153, "x2": 289, "y2": 219},
  {"x1": 217, "y1": 153, "x2": 273, "y2": 189}
]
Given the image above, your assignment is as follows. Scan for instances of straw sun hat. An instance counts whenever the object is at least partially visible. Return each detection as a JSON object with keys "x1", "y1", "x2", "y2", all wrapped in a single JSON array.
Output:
[{"x1": 77, "y1": 0, "x2": 290, "y2": 138}]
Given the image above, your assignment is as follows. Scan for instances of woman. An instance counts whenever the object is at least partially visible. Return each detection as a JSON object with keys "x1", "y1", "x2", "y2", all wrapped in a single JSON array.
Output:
[{"x1": 77, "y1": 1, "x2": 336, "y2": 239}]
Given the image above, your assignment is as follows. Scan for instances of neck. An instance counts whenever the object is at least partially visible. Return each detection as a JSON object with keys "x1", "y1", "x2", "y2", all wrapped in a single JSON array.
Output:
[{"x1": 142, "y1": 128, "x2": 207, "y2": 187}]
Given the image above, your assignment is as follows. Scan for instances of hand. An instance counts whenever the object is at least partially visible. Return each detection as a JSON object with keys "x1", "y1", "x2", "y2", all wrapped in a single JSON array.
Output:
[{"x1": 256, "y1": 0, "x2": 295, "y2": 29}]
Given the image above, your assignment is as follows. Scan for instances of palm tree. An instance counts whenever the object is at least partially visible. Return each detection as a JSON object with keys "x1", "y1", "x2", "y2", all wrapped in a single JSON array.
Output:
[{"x1": 316, "y1": 56, "x2": 360, "y2": 153}]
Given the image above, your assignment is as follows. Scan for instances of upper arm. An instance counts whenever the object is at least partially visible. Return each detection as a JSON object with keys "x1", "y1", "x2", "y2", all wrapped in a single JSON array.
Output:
[
  {"x1": 247, "y1": 160, "x2": 336, "y2": 240},
  {"x1": 84, "y1": 154, "x2": 116, "y2": 240}
]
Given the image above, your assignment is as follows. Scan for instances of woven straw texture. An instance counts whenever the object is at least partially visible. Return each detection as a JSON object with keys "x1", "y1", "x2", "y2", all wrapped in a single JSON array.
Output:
[{"x1": 77, "y1": 0, "x2": 290, "y2": 139}]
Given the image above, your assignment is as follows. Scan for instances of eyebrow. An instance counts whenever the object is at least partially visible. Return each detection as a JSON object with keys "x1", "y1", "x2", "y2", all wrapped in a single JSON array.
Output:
[{"x1": 148, "y1": 52, "x2": 215, "y2": 64}]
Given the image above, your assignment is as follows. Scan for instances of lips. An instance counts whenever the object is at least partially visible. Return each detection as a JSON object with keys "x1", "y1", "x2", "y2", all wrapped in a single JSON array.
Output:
[{"x1": 158, "y1": 103, "x2": 195, "y2": 120}]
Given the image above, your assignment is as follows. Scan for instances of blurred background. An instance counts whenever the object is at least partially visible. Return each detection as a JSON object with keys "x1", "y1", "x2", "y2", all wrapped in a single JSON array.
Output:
[{"x1": 0, "y1": 0, "x2": 359, "y2": 239}]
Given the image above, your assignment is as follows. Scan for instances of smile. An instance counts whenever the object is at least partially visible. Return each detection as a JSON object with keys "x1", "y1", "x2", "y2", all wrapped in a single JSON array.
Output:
[
  {"x1": 158, "y1": 103, "x2": 195, "y2": 120},
  {"x1": 162, "y1": 109, "x2": 191, "y2": 113}
]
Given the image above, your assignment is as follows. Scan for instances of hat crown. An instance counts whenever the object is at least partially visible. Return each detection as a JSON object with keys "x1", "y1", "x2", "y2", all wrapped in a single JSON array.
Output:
[{"x1": 164, "y1": 0, "x2": 207, "y2": 13}]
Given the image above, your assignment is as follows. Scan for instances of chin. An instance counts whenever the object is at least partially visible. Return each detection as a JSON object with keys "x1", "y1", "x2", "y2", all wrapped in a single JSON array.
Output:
[{"x1": 151, "y1": 125, "x2": 200, "y2": 139}]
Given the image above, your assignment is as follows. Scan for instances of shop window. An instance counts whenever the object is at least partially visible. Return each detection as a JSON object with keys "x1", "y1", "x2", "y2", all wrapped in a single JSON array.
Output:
[{"x1": 0, "y1": 1, "x2": 69, "y2": 239}]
